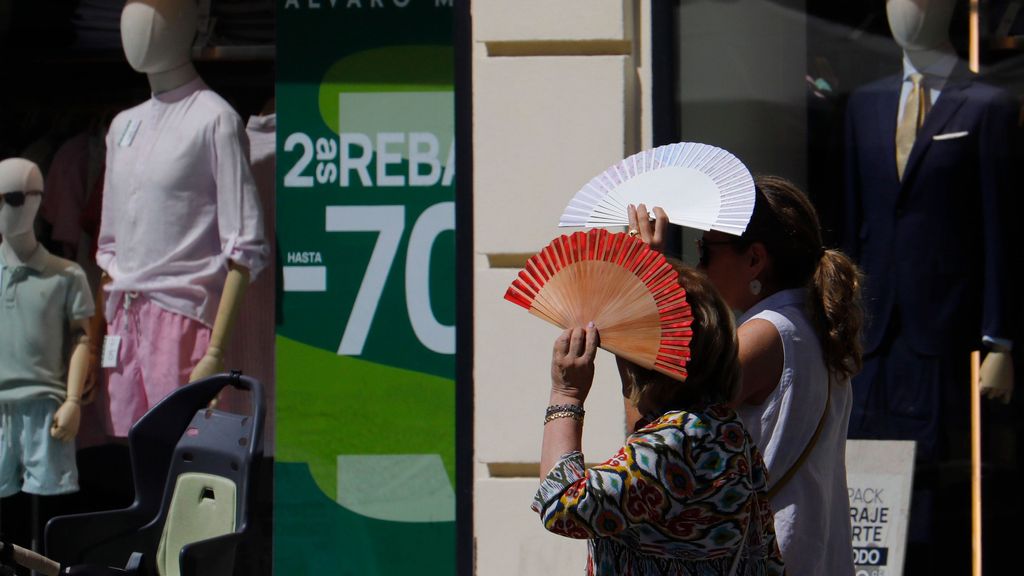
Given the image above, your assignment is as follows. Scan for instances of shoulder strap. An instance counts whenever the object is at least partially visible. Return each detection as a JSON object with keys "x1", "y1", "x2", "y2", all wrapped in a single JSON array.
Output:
[{"x1": 766, "y1": 375, "x2": 831, "y2": 500}]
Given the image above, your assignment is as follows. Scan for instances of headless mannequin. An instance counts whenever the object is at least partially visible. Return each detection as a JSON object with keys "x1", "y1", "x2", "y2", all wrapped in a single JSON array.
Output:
[
  {"x1": 886, "y1": 0, "x2": 1014, "y2": 402},
  {"x1": 105, "y1": 0, "x2": 255, "y2": 385},
  {"x1": 0, "y1": 159, "x2": 90, "y2": 443}
]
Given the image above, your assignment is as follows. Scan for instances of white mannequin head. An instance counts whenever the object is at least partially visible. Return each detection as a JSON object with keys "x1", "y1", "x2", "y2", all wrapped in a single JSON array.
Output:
[
  {"x1": 886, "y1": 0, "x2": 956, "y2": 51},
  {"x1": 0, "y1": 158, "x2": 43, "y2": 241},
  {"x1": 121, "y1": 0, "x2": 198, "y2": 92}
]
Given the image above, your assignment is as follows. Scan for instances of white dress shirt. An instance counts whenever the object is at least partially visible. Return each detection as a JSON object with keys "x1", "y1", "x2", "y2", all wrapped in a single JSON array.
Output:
[
  {"x1": 96, "y1": 77, "x2": 268, "y2": 326},
  {"x1": 896, "y1": 49, "x2": 958, "y2": 123}
]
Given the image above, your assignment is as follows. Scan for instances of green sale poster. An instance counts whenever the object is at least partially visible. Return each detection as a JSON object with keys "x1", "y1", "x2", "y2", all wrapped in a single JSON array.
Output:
[{"x1": 274, "y1": 1, "x2": 455, "y2": 573}]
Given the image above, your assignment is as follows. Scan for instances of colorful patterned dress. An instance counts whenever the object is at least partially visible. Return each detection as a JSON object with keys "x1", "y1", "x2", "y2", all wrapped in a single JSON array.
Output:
[{"x1": 533, "y1": 406, "x2": 785, "y2": 575}]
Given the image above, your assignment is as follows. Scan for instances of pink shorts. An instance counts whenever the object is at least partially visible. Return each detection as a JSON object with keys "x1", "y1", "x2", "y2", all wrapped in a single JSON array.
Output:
[{"x1": 101, "y1": 293, "x2": 210, "y2": 437}]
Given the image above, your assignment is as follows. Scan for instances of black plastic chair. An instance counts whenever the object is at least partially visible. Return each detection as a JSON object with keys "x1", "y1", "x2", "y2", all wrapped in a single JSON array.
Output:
[{"x1": 44, "y1": 372, "x2": 264, "y2": 576}]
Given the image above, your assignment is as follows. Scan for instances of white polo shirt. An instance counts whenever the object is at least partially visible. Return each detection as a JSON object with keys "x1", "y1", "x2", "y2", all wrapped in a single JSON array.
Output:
[{"x1": 0, "y1": 242, "x2": 94, "y2": 403}]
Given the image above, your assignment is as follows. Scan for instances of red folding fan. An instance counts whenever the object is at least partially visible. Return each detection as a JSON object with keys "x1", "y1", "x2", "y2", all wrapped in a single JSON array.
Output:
[{"x1": 504, "y1": 228, "x2": 693, "y2": 381}]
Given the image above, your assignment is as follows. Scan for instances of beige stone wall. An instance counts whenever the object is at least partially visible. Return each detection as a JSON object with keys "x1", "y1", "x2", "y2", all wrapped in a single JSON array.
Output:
[{"x1": 472, "y1": 1, "x2": 652, "y2": 573}]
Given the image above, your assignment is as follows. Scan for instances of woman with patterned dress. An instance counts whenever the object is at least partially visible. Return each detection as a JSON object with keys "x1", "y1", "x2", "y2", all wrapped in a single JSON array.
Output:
[
  {"x1": 632, "y1": 176, "x2": 863, "y2": 575},
  {"x1": 534, "y1": 265, "x2": 785, "y2": 575}
]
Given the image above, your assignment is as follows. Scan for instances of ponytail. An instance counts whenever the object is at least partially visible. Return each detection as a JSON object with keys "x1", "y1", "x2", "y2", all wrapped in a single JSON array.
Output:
[
  {"x1": 808, "y1": 249, "x2": 864, "y2": 379},
  {"x1": 746, "y1": 175, "x2": 865, "y2": 381}
]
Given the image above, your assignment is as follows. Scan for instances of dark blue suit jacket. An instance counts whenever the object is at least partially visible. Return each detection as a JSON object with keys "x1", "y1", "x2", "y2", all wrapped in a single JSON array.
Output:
[{"x1": 843, "y1": 68, "x2": 1019, "y2": 356}]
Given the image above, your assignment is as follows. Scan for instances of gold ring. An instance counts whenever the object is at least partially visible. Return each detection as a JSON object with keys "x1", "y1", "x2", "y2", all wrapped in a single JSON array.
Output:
[{"x1": 628, "y1": 229, "x2": 640, "y2": 237}]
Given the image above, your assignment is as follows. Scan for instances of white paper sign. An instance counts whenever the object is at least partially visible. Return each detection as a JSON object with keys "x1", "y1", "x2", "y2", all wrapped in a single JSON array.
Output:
[{"x1": 845, "y1": 440, "x2": 916, "y2": 576}]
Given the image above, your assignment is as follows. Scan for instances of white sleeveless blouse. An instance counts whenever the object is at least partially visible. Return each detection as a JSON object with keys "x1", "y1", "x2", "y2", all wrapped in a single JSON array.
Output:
[{"x1": 736, "y1": 289, "x2": 854, "y2": 576}]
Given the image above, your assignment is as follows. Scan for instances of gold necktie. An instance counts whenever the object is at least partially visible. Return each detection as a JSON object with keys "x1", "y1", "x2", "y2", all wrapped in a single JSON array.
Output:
[{"x1": 895, "y1": 73, "x2": 928, "y2": 181}]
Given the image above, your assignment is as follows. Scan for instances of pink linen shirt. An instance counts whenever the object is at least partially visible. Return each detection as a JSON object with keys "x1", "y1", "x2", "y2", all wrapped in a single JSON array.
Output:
[{"x1": 96, "y1": 77, "x2": 267, "y2": 326}]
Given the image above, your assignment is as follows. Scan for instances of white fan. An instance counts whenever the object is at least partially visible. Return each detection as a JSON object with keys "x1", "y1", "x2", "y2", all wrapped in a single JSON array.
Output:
[{"x1": 559, "y1": 142, "x2": 756, "y2": 235}]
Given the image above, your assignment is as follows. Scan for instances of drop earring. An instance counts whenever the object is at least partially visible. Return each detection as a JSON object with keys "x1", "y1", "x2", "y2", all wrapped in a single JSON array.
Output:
[{"x1": 749, "y1": 279, "x2": 762, "y2": 296}]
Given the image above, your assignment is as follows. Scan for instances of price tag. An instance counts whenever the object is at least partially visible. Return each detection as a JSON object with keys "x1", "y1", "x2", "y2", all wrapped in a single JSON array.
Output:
[
  {"x1": 101, "y1": 335, "x2": 122, "y2": 368},
  {"x1": 119, "y1": 119, "x2": 140, "y2": 148}
]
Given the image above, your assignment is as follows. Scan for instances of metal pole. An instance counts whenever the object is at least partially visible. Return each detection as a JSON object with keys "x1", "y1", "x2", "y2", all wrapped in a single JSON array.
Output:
[
  {"x1": 969, "y1": 0, "x2": 980, "y2": 73},
  {"x1": 30, "y1": 496, "x2": 39, "y2": 576}
]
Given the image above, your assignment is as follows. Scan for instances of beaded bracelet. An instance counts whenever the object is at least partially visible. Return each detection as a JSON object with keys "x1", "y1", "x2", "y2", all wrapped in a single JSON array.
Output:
[
  {"x1": 546, "y1": 403, "x2": 585, "y2": 418},
  {"x1": 544, "y1": 410, "x2": 584, "y2": 424}
]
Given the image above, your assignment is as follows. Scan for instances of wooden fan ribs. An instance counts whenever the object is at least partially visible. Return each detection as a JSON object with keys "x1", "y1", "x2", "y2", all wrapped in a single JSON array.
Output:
[{"x1": 504, "y1": 229, "x2": 693, "y2": 381}]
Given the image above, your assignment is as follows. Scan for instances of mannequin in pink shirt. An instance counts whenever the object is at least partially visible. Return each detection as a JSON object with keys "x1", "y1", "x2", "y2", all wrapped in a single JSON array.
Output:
[{"x1": 96, "y1": 0, "x2": 267, "y2": 435}]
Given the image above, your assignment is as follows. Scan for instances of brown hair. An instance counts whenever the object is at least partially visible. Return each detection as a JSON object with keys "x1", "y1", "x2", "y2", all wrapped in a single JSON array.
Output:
[
  {"x1": 737, "y1": 175, "x2": 864, "y2": 379},
  {"x1": 624, "y1": 263, "x2": 741, "y2": 412}
]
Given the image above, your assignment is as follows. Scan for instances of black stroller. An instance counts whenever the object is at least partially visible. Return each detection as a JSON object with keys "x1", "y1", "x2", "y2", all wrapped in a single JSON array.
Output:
[{"x1": 1, "y1": 372, "x2": 264, "y2": 576}]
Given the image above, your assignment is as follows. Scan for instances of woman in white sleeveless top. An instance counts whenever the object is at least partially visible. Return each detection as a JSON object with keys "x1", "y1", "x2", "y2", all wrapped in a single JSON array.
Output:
[{"x1": 630, "y1": 176, "x2": 864, "y2": 575}]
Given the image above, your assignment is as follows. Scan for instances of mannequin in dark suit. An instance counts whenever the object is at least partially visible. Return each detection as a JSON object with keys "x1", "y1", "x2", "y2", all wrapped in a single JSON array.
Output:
[{"x1": 843, "y1": 0, "x2": 1019, "y2": 567}]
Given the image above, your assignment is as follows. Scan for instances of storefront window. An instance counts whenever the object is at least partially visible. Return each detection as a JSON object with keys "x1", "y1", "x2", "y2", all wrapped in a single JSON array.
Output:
[
  {"x1": 0, "y1": 2, "x2": 275, "y2": 573},
  {"x1": 655, "y1": 1, "x2": 1022, "y2": 574}
]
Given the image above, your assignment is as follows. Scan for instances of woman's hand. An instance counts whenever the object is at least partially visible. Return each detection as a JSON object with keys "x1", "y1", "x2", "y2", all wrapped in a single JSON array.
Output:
[
  {"x1": 551, "y1": 323, "x2": 600, "y2": 404},
  {"x1": 541, "y1": 324, "x2": 598, "y2": 481},
  {"x1": 627, "y1": 204, "x2": 669, "y2": 252}
]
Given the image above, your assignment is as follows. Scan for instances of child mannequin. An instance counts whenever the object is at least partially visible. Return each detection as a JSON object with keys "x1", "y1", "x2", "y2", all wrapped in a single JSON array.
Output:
[
  {"x1": 0, "y1": 157, "x2": 94, "y2": 498},
  {"x1": 96, "y1": 0, "x2": 267, "y2": 435}
]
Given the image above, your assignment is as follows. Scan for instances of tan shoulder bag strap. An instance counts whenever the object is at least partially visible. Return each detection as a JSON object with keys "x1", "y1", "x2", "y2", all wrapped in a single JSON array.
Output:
[{"x1": 766, "y1": 375, "x2": 831, "y2": 500}]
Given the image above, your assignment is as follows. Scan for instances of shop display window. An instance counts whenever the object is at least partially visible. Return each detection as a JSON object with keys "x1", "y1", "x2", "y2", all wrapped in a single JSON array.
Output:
[
  {"x1": 653, "y1": 1, "x2": 1023, "y2": 574},
  {"x1": 0, "y1": 2, "x2": 274, "y2": 574}
]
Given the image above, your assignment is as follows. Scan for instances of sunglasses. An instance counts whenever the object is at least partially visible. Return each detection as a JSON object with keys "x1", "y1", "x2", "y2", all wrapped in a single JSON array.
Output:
[
  {"x1": 0, "y1": 191, "x2": 42, "y2": 207},
  {"x1": 696, "y1": 237, "x2": 736, "y2": 267}
]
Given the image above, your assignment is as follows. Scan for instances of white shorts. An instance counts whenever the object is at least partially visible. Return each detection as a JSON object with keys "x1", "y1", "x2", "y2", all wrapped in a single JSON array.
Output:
[{"x1": 0, "y1": 398, "x2": 78, "y2": 497}]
